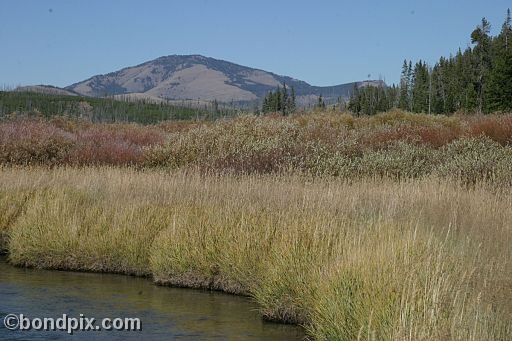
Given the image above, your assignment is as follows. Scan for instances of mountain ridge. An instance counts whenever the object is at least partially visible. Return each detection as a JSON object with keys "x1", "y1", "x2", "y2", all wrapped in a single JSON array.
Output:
[{"x1": 64, "y1": 55, "x2": 384, "y2": 106}]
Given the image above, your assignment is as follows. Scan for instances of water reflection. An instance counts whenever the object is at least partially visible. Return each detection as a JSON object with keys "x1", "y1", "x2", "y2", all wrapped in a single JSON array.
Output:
[{"x1": 0, "y1": 259, "x2": 304, "y2": 340}]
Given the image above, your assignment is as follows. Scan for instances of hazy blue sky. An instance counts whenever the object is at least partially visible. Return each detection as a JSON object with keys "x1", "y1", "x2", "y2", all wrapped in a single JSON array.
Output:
[{"x1": 1, "y1": 1, "x2": 511, "y2": 88}]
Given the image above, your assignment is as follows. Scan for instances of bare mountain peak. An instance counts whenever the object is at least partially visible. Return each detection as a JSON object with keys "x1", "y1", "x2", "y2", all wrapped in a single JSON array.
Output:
[{"x1": 65, "y1": 55, "x2": 381, "y2": 104}]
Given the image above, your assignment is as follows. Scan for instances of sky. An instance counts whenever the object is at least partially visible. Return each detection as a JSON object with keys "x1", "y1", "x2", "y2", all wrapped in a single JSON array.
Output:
[{"x1": 1, "y1": 1, "x2": 511, "y2": 88}]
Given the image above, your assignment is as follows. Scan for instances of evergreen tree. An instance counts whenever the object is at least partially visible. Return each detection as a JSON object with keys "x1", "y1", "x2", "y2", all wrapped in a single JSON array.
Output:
[
  {"x1": 276, "y1": 86, "x2": 282, "y2": 112},
  {"x1": 407, "y1": 60, "x2": 414, "y2": 111},
  {"x1": 317, "y1": 94, "x2": 326, "y2": 110},
  {"x1": 471, "y1": 17, "x2": 492, "y2": 112},
  {"x1": 348, "y1": 83, "x2": 397, "y2": 116},
  {"x1": 487, "y1": 10, "x2": 512, "y2": 111},
  {"x1": 348, "y1": 84, "x2": 361, "y2": 114},
  {"x1": 289, "y1": 86, "x2": 296, "y2": 113},
  {"x1": 412, "y1": 61, "x2": 429, "y2": 112},
  {"x1": 281, "y1": 82, "x2": 289, "y2": 116},
  {"x1": 261, "y1": 93, "x2": 271, "y2": 113},
  {"x1": 404, "y1": 12, "x2": 511, "y2": 114},
  {"x1": 261, "y1": 84, "x2": 297, "y2": 114},
  {"x1": 431, "y1": 61, "x2": 445, "y2": 113},
  {"x1": 486, "y1": 48, "x2": 512, "y2": 111},
  {"x1": 399, "y1": 60, "x2": 410, "y2": 110},
  {"x1": 267, "y1": 11, "x2": 512, "y2": 116},
  {"x1": 501, "y1": 9, "x2": 512, "y2": 51}
]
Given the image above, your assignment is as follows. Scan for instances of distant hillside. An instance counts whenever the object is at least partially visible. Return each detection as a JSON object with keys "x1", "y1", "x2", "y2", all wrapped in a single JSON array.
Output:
[
  {"x1": 0, "y1": 91, "x2": 236, "y2": 123},
  {"x1": 14, "y1": 85, "x2": 79, "y2": 97},
  {"x1": 65, "y1": 55, "x2": 384, "y2": 106}
]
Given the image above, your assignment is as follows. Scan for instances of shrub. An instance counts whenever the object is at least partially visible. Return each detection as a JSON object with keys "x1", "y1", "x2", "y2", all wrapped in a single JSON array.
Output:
[
  {"x1": 0, "y1": 119, "x2": 165, "y2": 166},
  {"x1": 4, "y1": 113, "x2": 512, "y2": 182},
  {"x1": 436, "y1": 136, "x2": 512, "y2": 186},
  {"x1": 0, "y1": 120, "x2": 74, "y2": 166},
  {"x1": 71, "y1": 123, "x2": 165, "y2": 166},
  {"x1": 468, "y1": 115, "x2": 512, "y2": 145}
]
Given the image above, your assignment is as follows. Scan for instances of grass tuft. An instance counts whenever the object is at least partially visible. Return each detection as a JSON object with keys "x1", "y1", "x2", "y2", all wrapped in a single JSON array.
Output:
[{"x1": 0, "y1": 167, "x2": 510, "y2": 339}]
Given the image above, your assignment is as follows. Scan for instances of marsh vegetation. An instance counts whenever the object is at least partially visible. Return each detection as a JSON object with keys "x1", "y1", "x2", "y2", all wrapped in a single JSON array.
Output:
[
  {"x1": 0, "y1": 168, "x2": 510, "y2": 339},
  {"x1": 1, "y1": 110, "x2": 511, "y2": 339}
]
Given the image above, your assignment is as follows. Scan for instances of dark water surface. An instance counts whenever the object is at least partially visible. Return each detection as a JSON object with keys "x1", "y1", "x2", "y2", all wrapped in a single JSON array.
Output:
[{"x1": 0, "y1": 259, "x2": 304, "y2": 340}]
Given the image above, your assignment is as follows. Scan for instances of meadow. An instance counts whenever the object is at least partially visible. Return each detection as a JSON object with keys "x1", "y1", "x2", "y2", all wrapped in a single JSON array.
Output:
[{"x1": 1, "y1": 111, "x2": 511, "y2": 339}]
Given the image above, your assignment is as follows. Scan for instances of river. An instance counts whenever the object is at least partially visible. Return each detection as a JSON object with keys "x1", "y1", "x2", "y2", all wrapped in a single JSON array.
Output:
[{"x1": 0, "y1": 259, "x2": 304, "y2": 340}]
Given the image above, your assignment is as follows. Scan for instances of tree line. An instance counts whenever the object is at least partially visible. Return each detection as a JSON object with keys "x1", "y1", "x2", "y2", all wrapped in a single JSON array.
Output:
[
  {"x1": 262, "y1": 83, "x2": 297, "y2": 115},
  {"x1": 349, "y1": 9, "x2": 512, "y2": 115},
  {"x1": 0, "y1": 91, "x2": 238, "y2": 123}
]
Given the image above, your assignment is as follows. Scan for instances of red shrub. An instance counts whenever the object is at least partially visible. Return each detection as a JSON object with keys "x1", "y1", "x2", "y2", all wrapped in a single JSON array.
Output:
[
  {"x1": 415, "y1": 125, "x2": 463, "y2": 147},
  {"x1": 66, "y1": 124, "x2": 164, "y2": 166},
  {"x1": 356, "y1": 123, "x2": 464, "y2": 150},
  {"x1": 467, "y1": 115, "x2": 512, "y2": 145},
  {"x1": 0, "y1": 119, "x2": 74, "y2": 165},
  {"x1": 0, "y1": 119, "x2": 166, "y2": 166}
]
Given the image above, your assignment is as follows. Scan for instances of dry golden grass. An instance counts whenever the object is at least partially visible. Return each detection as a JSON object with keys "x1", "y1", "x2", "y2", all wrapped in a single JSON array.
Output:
[{"x1": 0, "y1": 167, "x2": 510, "y2": 340}]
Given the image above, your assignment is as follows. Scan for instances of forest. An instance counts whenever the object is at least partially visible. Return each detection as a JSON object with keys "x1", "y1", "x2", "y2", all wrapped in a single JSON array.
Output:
[
  {"x1": 0, "y1": 91, "x2": 237, "y2": 124},
  {"x1": 348, "y1": 10, "x2": 512, "y2": 115}
]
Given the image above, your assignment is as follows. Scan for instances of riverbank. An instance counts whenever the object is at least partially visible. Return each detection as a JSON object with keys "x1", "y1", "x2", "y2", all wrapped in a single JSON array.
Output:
[
  {"x1": 0, "y1": 257, "x2": 303, "y2": 340},
  {"x1": 0, "y1": 167, "x2": 510, "y2": 339}
]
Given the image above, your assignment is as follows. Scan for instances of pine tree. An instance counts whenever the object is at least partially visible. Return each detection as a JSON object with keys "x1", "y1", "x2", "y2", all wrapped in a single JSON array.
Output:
[
  {"x1": 262, "y1": 84, "x2": 297, "y2": 114},
  {"x1": 431, "y1": 62, "x2": 444, "y2": 113},
  {"x1": 317, "y1": 94, "x2": 325, "y2": 110},
  {"x1": 407, "y1": 60, "x2": 414, "y2": 111},
  {"x1": 348, "y1": 83, "x2": 397, "y2": 116},
  {"x1": 399, "y1": 60, "x2": 410, "y2": 110},
  {"x1": 281, "y1": 82, "x2": 289, "y2": 116},
  {"x1": 503, "y1": 9, "x2": 512, "y2": 51},
  {"x1": 471, "y1": 17, "x2": 492, "y2": 113},
  {"x1": 348, "y1": 84, "x2": 361, "y2": 114},
  {"x1": 486, "y1": 48, "x2": 512, "y2": 111},
  {"x1": 261, "y1": 94, "x2": 270, "y2": 114},
  {"x1": 289, "y1": 86, "x2": 296, "y2": 113},
  {"x1": 412, "y1": 61, "x2": 429, "y2": 112},
  {"x1": 487, "y1": 10, "x2": 512, "y2": 111}
]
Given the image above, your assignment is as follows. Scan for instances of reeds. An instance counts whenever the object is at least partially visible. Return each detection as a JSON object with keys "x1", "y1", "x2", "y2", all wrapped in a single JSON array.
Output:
[{"x1": 1, "y1": 167, "x2": 510, "y2": 339}]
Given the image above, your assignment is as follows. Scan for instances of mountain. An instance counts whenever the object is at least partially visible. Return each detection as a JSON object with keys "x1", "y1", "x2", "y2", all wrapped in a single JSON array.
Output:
[
  {"x1": 14, "y1": 85, "x2": 79, "y2": 97},
  {"x1": 65, "y1": 55, "x2": 384, "y2": 106}
]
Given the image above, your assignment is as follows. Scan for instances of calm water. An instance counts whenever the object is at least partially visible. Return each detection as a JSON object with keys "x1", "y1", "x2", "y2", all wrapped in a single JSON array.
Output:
[{"x1": 0, "y1": 259, "x2": 304, "y2": 340}]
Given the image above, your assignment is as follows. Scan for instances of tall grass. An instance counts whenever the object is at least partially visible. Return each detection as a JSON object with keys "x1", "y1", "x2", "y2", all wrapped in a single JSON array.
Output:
[{"x1": 1, "y1": 167, "x2": 510, "y2": 339}]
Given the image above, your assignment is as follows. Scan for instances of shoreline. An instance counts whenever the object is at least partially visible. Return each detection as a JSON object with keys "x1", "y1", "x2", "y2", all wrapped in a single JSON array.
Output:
[
  {"x1": 0, "y1": 257, "x2": 305, "y2": 340},
  {"x1": 1, "y1": 167, "x2": 510, "y2": 339}
]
